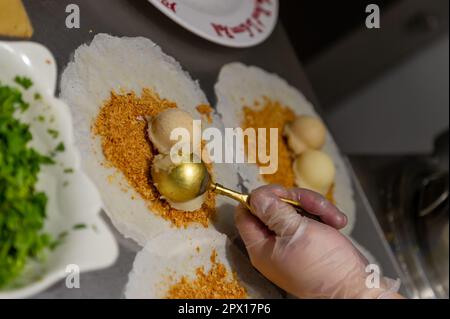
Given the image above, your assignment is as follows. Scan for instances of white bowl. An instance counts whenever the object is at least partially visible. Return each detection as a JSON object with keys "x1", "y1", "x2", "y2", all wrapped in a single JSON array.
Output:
[{"x1": 0, "y1": 41, "x2": 119, "y2": 298}]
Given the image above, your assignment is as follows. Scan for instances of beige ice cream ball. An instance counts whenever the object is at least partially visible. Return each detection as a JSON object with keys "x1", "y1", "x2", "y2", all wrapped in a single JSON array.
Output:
[
  {"x1": 284, "y1": 115, "x2": 326, "y2": 155},
  {"x1": 293, "y1": 150, "x2": 335, "y2": 195},
  {"x1": 148, "y1": 109, "x2": 196, "y2": 154}
]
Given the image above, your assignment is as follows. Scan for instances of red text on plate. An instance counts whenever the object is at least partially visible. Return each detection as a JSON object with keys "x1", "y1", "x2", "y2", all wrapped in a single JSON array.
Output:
[
  {"x1": 211, "y1": 0, "x2": 272, "y2": 39},
  {"x1": 161, "y1": 0, "x2": 177, "y2": 13}
]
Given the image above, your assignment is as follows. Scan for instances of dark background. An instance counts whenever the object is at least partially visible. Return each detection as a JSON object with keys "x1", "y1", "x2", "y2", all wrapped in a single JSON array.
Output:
[
  {"x1": 279, "y1": 0, "x2": 448, "y2": 156},
  {"x1": 280, "y1": 0, "x2": 399, "y2": 63}
]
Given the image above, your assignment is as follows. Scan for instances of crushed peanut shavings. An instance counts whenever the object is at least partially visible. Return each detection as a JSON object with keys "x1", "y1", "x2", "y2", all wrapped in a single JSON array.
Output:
[
  {"x1": 92, "y1": 89, "x2": 216, "y2": 228},
  {"x1": 196, "y1": 104, "x2": 214, "y2": 124},
  {"x1": 242, "y1": 97, "x2": 296, "y2": 187},
  {"x1": 166, "y1": 250, "x2": 248, "y2": 299}
]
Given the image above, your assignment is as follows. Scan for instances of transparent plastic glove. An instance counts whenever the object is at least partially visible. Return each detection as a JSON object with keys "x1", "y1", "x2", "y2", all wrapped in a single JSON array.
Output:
[{"x1": 235, "y1": 185, "x2": 401, "y2": 299}]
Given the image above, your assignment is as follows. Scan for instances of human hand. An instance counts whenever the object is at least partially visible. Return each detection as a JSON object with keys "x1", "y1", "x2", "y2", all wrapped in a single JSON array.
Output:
[{"x1": 235, "y1": 185, "x2": 401, "y2": 299}]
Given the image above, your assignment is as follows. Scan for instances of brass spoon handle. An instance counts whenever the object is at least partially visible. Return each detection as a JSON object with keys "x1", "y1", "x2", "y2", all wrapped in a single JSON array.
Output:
[
  {"x1": 211, "y1": 183, "x2": 321, "y2": 222},
  {"x1": 212, "y1": 183, "x2": 251, "y2": 209}
]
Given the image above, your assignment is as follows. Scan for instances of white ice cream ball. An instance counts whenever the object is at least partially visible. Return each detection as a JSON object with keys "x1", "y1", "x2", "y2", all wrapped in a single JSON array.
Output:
[
  {"x1": 284, "y1": 115, "x2": 326, "y2": 155},
  {"x1": 293, "y1": 150, "x2": 336, "y2": 195}
]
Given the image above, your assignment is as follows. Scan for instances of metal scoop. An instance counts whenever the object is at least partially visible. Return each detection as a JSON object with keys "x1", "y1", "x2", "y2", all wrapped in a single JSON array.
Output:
[{"x1": 151, "y1": 157, "x2": 320, "y2": 221}]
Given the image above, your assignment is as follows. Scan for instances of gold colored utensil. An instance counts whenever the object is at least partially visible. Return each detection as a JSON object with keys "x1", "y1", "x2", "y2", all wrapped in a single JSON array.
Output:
[{"x1": 151, "y1": 157, "x2": 321, "y2": 222}]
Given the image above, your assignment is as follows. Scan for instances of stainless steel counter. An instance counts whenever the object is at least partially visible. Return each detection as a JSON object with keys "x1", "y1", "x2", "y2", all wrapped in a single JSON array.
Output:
[{"x1": 12, "y1": 0, "x2": 404, "y2": 298}]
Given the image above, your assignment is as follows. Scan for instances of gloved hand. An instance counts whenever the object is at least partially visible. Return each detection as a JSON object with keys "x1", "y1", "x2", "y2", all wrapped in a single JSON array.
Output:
[{"x1": 235, "y1": 185, "x2": 401, "y2": 299}]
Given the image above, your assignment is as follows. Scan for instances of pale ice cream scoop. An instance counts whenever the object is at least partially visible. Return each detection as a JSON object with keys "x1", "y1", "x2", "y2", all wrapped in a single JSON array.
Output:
[
  {"x1": 148, "y1": 109, "x2": 195, "y2": 154},
  {"x1": 284, "y1": 115, "x2": 326, "y2": 155},
  {"x1": 293, "y1": 150, "x2": 335, "y2": 195}
]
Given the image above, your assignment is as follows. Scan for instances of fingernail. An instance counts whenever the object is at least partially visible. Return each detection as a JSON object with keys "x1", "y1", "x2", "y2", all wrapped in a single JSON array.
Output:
[{"x1": 341, "y1": 213, "x2": 348, "y2": 225}]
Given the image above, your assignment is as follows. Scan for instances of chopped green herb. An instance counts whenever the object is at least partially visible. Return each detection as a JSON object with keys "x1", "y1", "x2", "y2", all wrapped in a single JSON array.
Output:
[
  {"x1": 37, "y1": 115, "x2": 45, "y2": 122},
  {"x1": 40, "y1": 156, "x2": 56, "y2": 165},
  {"x1": 62, "y1": 181, "x2": 69, "y2": 187},
  {"x1": 49, "y1": 231, "x2": 68, "y2": 251},
  {"x1": 49, "y1": 240, "x2": 61, "y2": 251},
  {"x1": 54, "y1": 142, "x2": 65, "y2": 152},
  {"x1": 73, "y1": 224, "x2": 87, "y2": 230},
  {"x1": 14, "y1": 76, "x2": 33, "y2": 90},
  {"x1": 0, "y1": 82, "x2": 54, "y2": 288},
  {"x1": 58, "y1": 231, "x2": 69, "y2": 239},
  {"x1": 63, "y1": 168, "x2": 74, "y2": 174},
  {"x1": 34, "y1": 93, "x2": 42, "y2": 101},
  {"x1": 19, "y1": 102, "x2": 30, "y2": 112},
  {"x1": 47, "y1": 129, "x2": 59, "y2": 139}
]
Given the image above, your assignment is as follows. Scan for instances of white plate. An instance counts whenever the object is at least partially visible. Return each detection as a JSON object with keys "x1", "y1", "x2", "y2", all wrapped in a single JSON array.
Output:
[
  {"x1": 148, "y1": 0, "x2": 279, "y2": 48},
  {"x1": 0, "y1": 41, "x2": 119, "y2": 298}
]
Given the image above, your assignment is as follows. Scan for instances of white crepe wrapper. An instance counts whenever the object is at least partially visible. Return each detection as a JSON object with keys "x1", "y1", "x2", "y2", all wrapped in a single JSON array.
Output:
[
  {"x1": 60, "y1": 34, "x2": 240, "y2": 245},
  {"x1": 125, "y1": 228, "x2": 282, "y2": 299}
]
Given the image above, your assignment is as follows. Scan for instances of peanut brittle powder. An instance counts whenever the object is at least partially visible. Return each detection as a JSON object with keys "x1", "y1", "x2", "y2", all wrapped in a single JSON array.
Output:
[
  {"x1": 92, "y1": 89, "x2": 216, "y2": 228},
  {"x1": 166, "y1": 250, "x2": 248, "y2": 299},
  {"x1": 242, "y1": 97, "x2": 296, "y2": 187},
  {"x1": 196, "y1": 104, "x2": 214, "y2": 124}
]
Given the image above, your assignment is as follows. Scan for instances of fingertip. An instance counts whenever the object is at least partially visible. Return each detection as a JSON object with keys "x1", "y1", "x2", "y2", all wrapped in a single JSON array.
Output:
[{"x1": 335, "y1": 211, "x2": 348, "y2": 229}]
